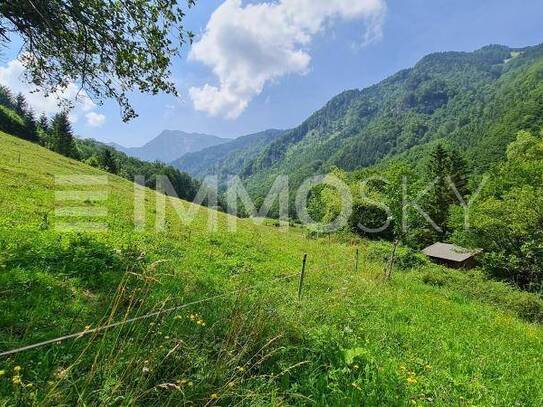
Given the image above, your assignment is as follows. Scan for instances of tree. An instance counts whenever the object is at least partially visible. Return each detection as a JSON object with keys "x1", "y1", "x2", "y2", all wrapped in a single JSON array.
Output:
[
  {"x1": 36, "y1": 114, "x2": 51, "y2": 146},
  {"x1": 100, "y1": 148, "x2": 118, "y2": 174},
  {"x1": 451, "y1": 130, "x2": 543, "y2": 291},
  {"x1": 14, "y1": 93, "x2": 28, "y2": 116},
  {"x1": 51, "y1": 111, "x2": 79, "y2": 159},
  {"x1": 425, "y1": 144, "x2": 469, "y2": 238},
  {"x1": 0, "y1": 1, "x2": 197, "y2": 121},
  {"x1": 0, "y1": 85, "x2": 14, "y2": 108}
]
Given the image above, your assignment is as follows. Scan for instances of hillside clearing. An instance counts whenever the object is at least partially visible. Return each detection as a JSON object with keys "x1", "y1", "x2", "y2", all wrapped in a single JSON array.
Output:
[{"x1": 0, "y1": 132, "x2": 542, "y2": 406}]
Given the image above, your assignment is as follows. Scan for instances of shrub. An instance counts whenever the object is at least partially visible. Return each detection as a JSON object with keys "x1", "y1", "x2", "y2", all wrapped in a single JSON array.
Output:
[{"x1": 365, "y1": 241, "x2": 429, "y2": 270}]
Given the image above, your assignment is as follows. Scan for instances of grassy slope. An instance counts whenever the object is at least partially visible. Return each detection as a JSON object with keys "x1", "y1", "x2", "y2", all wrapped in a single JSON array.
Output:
[{"x1": 0, "y1": 131, "x2": 542, "y2": 406}]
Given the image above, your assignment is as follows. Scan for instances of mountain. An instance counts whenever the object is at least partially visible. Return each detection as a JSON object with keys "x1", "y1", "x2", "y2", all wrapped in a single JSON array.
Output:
[
  {"x1": 172, "y1": 129, "x2": 284, "y2": 181},
  {"x1": 241, "y1": 43, "x2": 543, "y2": 197},
  {"x1": 110, "y1": 130, "x2": 230, "y2": 163}
]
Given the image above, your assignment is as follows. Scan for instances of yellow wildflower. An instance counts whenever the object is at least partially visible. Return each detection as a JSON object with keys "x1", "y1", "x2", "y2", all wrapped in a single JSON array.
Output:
[
  {"x1": 0, "y1": 370, "x2": 5, "y2": 377},
  {"x1": 13, "y1": 366, "x2": 21, "y2": 373},
  {"x1": 210, "y1": 393, "x2": 219, "y2": 399},
  {"x1": 352, "y1": 364, "x2": 359, "y2": 370},
  {"x1": 407, "y1": 376, "x2": 417, "y2": 385},
  {"x1": 12, "y1": 375, "x2": 21, "y2": 385}
]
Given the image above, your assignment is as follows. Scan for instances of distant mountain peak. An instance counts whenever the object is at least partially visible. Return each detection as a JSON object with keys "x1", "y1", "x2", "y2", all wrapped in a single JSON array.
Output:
[{"x1": 109, "y1": 130, "x2": 230, "y2": 163}]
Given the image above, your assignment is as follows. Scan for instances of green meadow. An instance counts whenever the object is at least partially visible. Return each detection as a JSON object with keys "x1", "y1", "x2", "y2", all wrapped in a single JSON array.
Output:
[{"x1": 1, "y1": 131, "x2": 543, "y2": 406}]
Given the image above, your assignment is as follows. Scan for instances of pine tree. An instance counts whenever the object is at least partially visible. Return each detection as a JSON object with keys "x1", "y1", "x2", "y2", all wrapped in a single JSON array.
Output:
[
  {"x1": 0, "y1": 85, "x2": 14, "y2": 108},
  {"x1": 14, "y1": 93, "x2": 28, "y2": 116},
  {"x1": 100, "y1": 148, "x2": 118, "y2": 174},
  {"x1": 22, "y1": 108, "x2": 39, "y2": 142},
  {"x1": 37, "y1": 114, "x2": 51, "y2": 147},
  {"x1": 51, "y1": 111, "x2": 79, "y2": 159},
  {"x1": 425, "y1": 145, "x2": 468, "y2": 237}
]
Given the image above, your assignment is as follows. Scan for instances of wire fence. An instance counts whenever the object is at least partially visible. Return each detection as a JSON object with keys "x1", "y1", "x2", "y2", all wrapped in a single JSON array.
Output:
[{"x1": 0, "y1": 251, "x2": 363, "y2": 358}]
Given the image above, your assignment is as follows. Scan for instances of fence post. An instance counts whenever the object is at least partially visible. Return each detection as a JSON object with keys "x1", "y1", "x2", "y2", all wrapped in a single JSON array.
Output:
[
  {"x1": 385, "y1": 240, "x2": 399, "y2": 280},
  {"x1": 355, "y1": 248, "x2": 359, "y2": 273},
  {"x1": 298, "y1": 254, "x2": 308, "y2": 301}
]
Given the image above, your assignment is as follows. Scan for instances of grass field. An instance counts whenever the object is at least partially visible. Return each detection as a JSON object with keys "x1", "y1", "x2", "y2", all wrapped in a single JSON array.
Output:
[{"x1": 1, "y1": 131, "x2": 543, "y2": 406}]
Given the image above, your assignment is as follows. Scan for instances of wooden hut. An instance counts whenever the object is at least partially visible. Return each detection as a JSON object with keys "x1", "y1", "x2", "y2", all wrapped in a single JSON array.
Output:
[{"x1": 422, "y1": 243, "x2": 481, "y2": 269}]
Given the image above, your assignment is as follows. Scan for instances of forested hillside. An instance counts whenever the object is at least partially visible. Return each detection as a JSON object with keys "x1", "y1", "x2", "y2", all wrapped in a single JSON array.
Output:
[
  {"x1": 0, "y1": 85, "x2": 201, "y2": 202},
  {"x1": 173, "y1": 129, "x2": 284, "y2": 183},
  {"x1": 242, "y1": 44, "x2": 543, "y2": 197}
]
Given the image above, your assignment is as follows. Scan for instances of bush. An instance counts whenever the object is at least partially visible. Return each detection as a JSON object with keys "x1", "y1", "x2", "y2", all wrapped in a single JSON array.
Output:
[{"x1": 365, "y1": 241, "x2": 429, "y2": 270}]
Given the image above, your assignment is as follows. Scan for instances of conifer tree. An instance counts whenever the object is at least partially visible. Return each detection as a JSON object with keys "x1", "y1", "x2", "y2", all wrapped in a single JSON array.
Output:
[
  {"x1": 51, "y1": 111, "x2": 79, "y2": 159},
  {"x1": 100, "y1": 148, "x2": 118, "y2": 174},
  {"x1": 425, "y1": 145, "x2": 469, "y2": 237}
]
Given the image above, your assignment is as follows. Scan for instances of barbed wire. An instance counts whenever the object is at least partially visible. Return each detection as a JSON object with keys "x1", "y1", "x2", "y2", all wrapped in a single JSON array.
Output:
[{"x1": 0, "y1": 250, "x2": 362, "y2": 358}]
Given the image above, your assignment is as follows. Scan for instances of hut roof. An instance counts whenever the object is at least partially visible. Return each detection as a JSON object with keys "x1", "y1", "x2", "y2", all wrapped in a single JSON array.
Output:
[{"x1": 422, "y1": 243, "x2": 481, "y2": 263}]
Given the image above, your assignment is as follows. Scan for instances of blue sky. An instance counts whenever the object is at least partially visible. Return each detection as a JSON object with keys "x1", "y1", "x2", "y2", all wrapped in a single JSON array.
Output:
[{"x1": 1, "y1": 0, "x2": 543, "y2": 147}]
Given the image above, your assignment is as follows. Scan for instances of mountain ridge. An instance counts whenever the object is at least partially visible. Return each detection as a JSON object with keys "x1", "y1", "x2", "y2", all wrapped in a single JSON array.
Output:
[
  {"x1": 239, "y1": 42, "x2": 543, "y2": 197},
  {"x1": 172, "y1": 128, "x2": 284, "y2": 182},
  {"x1": 110, "y1": 129, "x2": 230, "y2": 163}
]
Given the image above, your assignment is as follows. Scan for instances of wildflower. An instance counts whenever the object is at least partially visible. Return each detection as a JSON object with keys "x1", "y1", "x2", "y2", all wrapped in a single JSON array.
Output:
[
  {"x1": 236, "y1": 366, "x2": 246, "y2": 373},
  {"x1": 189, "y1": 314, "x2": 196, "y2": 320},
  {"x1": 174, "y1": 315, "x2": 182, "y2": 320},
  {"x1": 84, "y1": 325, "x2": 91, "y2": 331},
  {"x1": 187, "y1": 381, "x2": 193, "y2": 386},
  {"x1": 407, "y1": 376, "x2": 417, "y2": 385},
  {"x1": 399, "y1": 364, "x2": 407, "y2": 371},
  {"x1": 424, "y1": 364, "x2": 432, "y2": 370},
  {"x1": 13, "y1": 366, "x2": 21, "y2": 373},
  {"x1": 12, "y1": 375, "x2": 21, "y2": 385},
  {"x1": 210, "y1": 393, "x2": 219, "y2": 400},
  {"x1": 352, "y1": 364, "x2": 359, "y2": 370},
  {"x1": 165, "y1": 336, "x2": 170, "y2": 340},
  {"x1": 56, "y1": 368, "x2": 68, "y2": 379},
  {"x1": 142, "y1": 367, "x2": 150, "y2": 374},
  {"x1": 176, "y1": 379, "x2": 189, "y2": 385},
  {"x1": 351, "y1": 382, "x2": 362, "y2": 390},
  {"x1": 26, "y1": 383, "x2": 33, "y2": 388},
  {"x1": 227, "y1": 381, "x2": 235, "y2": 388},
  {"x1": 0, "y1": 370, "x2": 5, "y2": 377}
]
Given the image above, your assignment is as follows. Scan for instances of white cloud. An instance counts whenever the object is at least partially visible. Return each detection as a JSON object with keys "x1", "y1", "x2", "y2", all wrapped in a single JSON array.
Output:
[
  {"x1": 189, "y1": 0, "x2": 387, "y2": 119},
  {"x1": 0, "y1": 58, "x2": 105, "y2": 126},
  {"x1": 85, "y1": 112, "x2": 106, "y2": 127}
]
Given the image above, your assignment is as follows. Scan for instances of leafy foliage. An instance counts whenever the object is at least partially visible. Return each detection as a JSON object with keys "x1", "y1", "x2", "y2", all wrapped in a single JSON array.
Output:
[
  {"x1": 0, "y1": 0, "x2": 197, "y2": 121},
  {"x1": 451, "y1": 130, "x2": 543, "y2": 290}
]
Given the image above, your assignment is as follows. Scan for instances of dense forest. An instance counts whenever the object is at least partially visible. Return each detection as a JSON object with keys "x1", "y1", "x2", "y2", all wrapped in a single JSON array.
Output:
[
  {"x1": 241, "y1": 44, "x2": 543, "y2": 198},
  {"x1": 173, "y1": 129, "x2": 284, "y2": 185},
  {"x1": 0, "y1": 85, "x2": 201, "y2": 202}
]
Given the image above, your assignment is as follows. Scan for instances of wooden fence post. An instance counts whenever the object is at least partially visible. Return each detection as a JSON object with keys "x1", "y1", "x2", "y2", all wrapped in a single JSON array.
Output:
[
  {"x1": 385, "y1": 240, "x2": 399, "y2": 280},
  {"x1": 298, "y1": 254, "x2": 308, "y2": 301},
  {"x1": 355, "y1": 248, "x2": 359, "y2": 273}
]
